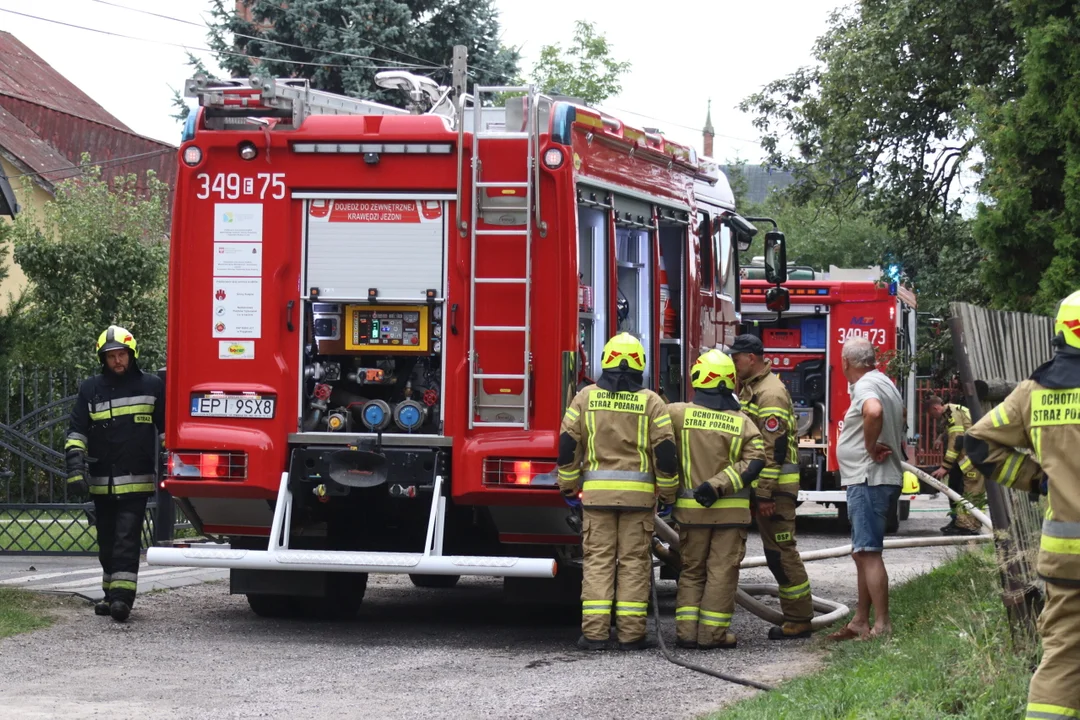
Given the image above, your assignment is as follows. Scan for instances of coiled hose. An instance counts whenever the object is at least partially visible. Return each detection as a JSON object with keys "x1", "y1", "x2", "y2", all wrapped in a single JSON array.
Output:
[{"x1": 649, "y1": 462, "x2": 992, "y2": 688}]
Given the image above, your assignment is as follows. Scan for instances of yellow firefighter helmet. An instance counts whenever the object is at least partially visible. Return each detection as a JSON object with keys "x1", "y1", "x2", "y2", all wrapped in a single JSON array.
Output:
[
  {"x1": 902, "y1": 470, "x2": 920, "y2": 494},
  {"x1": 600, "y1": 333, "x2": 646, "y2": 373},
  {"x1": 1054, "y1": 289, "x2": 1080, "y2": 351},
  {"x1": 96, "y1": 325, "x2": 139, "y2": 359},
  {"x1": 691, "y1": 350, "x2": 737, "y2": 391}
]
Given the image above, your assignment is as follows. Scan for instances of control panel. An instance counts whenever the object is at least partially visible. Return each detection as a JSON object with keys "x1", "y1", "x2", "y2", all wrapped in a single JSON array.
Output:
[{"x1": 345, "y1": 305, "x2": 430, "y2": 353}]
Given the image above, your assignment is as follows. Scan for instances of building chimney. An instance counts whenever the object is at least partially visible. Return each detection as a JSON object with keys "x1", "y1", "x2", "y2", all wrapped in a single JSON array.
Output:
[{"x1": 703, "y1": 98, "x2": 715, "y2": 158}]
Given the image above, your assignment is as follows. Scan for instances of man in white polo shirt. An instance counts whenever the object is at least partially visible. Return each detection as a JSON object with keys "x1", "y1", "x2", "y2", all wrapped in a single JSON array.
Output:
[{"x1": 829, "y1": 336, "x2": 905, "y2": 641}]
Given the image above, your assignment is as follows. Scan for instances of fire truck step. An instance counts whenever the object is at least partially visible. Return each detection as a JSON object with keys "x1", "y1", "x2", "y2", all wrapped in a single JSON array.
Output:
[
  {"x1": 472, "y1": 421, "x2": 528, "y2": 428},
  {"x1": 474, "y1": 229, "x2": 529, "y2": 236},
  {"x1": 474, "y1": 277, "x2": 527, "y2": 284},
  {"x1": 475, "y1": 181, "x2": 529, "y2": 188},
  {"x1": 474, "y1": 325, "x2": 527, "y2": 332},
  {"x1": 473, "y1": 373, "x2": 527, "y2": 380}
]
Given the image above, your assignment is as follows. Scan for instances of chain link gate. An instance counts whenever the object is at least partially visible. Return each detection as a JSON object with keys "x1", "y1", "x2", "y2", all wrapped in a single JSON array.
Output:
[{"x1": 0, "y1": 366, "x2": 179, "y2": 555}]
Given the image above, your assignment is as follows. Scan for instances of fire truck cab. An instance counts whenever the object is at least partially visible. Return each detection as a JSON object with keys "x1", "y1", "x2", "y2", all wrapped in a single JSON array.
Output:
[
  {"x1": 148, "y1": 64, "x2": 764, "y2": 616},
  {"x1": 739, "y1": 263, "x2": 919, "y2": 528}
]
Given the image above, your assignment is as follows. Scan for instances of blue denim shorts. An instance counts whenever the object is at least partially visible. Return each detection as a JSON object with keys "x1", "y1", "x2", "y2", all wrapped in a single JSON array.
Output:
[{"x1": 846, "y1": 483, "x2": 901, "y2": 553}]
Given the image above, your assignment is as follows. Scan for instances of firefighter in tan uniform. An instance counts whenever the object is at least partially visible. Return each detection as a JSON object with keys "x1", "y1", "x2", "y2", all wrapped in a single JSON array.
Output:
[
  {"x1": 965, "y1": 289, "x2": 1080, "y2": 720},
  {"x1": 668, "y1": 350, "x2": 766, "y2": 649},
  {"x1": 927, "y1": 396, "x2": 986, "y2": 535},
  {"x1": 558, "y1": 333, "x2": 679, "y2": 651},
  {"x1": 730, "y1": 334, "x2": 813, "y2": 639}
]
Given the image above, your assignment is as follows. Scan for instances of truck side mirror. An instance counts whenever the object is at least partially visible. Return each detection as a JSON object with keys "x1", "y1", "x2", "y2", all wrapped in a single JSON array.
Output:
[
  {"x1": 765, "y1": 286, "x2": 790, "y2": 313},
  {"x1": 764, "y1": 230, "x2": 787, "y2": 284}
]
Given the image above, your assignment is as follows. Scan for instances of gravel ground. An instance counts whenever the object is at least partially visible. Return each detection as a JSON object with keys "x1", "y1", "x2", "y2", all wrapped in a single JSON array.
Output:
[{"x1": 0, "y1": 497, "x2": 971, "y2": 720}]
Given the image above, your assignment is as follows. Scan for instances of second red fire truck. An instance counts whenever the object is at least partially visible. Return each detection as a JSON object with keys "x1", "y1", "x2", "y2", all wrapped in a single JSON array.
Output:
[
  {"x1": 147, "y1": 62, "x2": 767, "y2": 615},
  {"x1": 740, "y1": 264, "x2": 920, "y2": 527}
]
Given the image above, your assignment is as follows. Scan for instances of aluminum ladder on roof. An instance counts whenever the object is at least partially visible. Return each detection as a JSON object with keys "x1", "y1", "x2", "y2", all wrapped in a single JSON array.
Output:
[
  {"x1": 466, "y1": 85, "x2": 537, "y2": 430},
  {"x1": 185, "y1": 75, "x2": 408, "y2": 126}
]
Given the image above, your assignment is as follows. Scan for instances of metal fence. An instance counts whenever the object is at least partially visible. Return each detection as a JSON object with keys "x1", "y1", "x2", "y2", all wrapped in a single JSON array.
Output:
[
  {"x1": 950, "y1": 301, "x2": 1054, "y2": 647},
  {"x1": 0, "y1": 365, "x2": 184, "y2": 555},
  {"x1": 914, "y1": 378, "x2": 963, "y2": 468}
]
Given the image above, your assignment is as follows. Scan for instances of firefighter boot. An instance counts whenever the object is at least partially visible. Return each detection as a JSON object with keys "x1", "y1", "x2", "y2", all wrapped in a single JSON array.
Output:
[
  {"x1": 618, "y1": 637, "x2": 657, "y2": 651},
  {"x1": 109, "y1": 600, "x2": 131, "y2": 622},
  {"x1": 699, "y1": 631, "x2": 737, "y2": 650},
  {"x1": 939, "y1": 517, "x2": 958, "y2": 533},
  {"x1": 576, "y1": 635, "x2": 609, "y2": 651},
  {"x1": 94, "y1": 600, "x2": 110, "y2": 616},
  {"x1": 768, "y1": 622, "x2": 813, "y2": 640}
]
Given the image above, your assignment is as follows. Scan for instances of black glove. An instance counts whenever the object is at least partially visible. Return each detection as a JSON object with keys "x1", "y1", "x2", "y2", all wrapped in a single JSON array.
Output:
[
  {"x1": 693, "y1": 481, "x2": 719, "y2": 508},
  {"x1": 65, "y1": 448, "x2": 89, "y2": 496}
]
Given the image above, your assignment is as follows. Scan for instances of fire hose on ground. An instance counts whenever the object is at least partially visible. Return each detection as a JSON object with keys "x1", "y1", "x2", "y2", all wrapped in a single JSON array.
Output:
[{"x1": 647, "y1": 462, "x2": 993, "y2": 690}]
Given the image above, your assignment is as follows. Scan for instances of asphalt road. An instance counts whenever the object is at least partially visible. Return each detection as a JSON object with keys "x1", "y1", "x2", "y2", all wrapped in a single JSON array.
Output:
[{"x1": 0, "y1": 497, "x2": 969, "y2": 720}]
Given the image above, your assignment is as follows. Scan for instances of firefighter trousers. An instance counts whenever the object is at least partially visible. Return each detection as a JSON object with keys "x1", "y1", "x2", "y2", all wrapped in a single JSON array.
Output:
[
  {"x1": 955, "y1": 471, "x2": 987, "y2": 532},
  {"x1": 675, "y1": 526, "x2": 747, "y2": 646},
  {"x1": 946, "y1": 464, "x2": 965, "y2": 518},
  {"x1": 1026, "y1": 581, "x2": 1080, "y2": 720},
  {"x1": 580, "y1": 508, "x2": 654, "y2": 644},
  {"x1": 94, "y1": 495, "x2": 148, "y2": 607},
  {"x1": 757, "y1": 495, "x2": 813, "y2": 623}
]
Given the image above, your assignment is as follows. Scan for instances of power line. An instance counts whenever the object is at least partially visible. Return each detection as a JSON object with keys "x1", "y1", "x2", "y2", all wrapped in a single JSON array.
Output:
[
  {"x1": 1, "y1": 148, "x2": 176, "y2": 182},
  {"x1": 86, "y1": 0, "x2": 444, "y2": 70},
  {"x1": 0, "y1": 8, "x2": 417, "y2": 71}
]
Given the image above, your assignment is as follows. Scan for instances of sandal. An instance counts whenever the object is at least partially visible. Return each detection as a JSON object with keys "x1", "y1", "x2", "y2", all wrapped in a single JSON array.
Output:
[{"x1": 826, "y1": 625, "x2": 869, "y2": 642}]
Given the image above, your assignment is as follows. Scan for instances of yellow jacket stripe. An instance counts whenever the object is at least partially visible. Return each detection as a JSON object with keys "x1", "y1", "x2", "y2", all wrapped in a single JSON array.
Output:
[{"x1": 89, "y1": 404, "x2": 154, "y2": 422}]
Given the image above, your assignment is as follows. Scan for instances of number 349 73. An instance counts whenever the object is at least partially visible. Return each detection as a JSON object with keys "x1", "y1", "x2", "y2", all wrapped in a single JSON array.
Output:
[{"x1": 838, "y1": 327, "x2": 887, "y2": 345}]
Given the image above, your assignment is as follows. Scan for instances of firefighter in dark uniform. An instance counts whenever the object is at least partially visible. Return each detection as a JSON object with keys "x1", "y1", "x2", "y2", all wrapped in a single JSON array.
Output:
[
  {"x1": 558, "y1": 333, "x2": 679, "y2": 651},
  {"x1": 730, "y1": 334, "x2": 814, "y2": 639},
  {"x1": 668, "y1": 350, "x2": 766, "y2": 649},
  {"x1": 966, "y1": 289, "x2": 1080, "y2": 720},
  {"x1": 66, "y1": 326, "x2": 164, "y2": 622},
  {"x1": 927, "y1": 395, "x2": 985, "y2": 535}
]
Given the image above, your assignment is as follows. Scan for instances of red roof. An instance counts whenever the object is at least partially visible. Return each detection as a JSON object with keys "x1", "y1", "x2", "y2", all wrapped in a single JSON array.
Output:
[{"x1": 0, "y1": 31, "x2": 177, "y2": 202}]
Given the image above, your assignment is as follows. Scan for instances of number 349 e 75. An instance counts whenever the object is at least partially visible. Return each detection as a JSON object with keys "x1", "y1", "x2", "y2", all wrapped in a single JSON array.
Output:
[
  {"x1": 195, "y1": 173, "x2": 285, "y2": 200},
  {"x1": 838, "y1": 327, "x2": 887, "y2": 345}
]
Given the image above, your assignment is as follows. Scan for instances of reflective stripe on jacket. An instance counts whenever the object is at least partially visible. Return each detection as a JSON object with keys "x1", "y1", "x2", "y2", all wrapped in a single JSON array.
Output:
[
  {"x1": 558, "y1": 384, "x2": 676, "y2": 509},
  {"x1": 667, "y1": 402, "x2": 764, "y2": 527},
  {"x1": 66, "y1": 368, "x2": 164, "y2": 497},
  {"x1": 739, "y1": 363, "x2": 800, "y2": 500},
  {"x1": 967, "y1": 380, "x2": 1080, "y2": 584}
]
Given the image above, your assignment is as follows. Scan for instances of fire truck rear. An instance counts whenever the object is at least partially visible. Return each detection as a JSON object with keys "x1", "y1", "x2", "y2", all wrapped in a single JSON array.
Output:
[
  {"x1": 740, "y1": 264, "x2": 920, "y2": 528},
  {"x1": 148, "y1": 62, "x2": 761, "y2": 616}
]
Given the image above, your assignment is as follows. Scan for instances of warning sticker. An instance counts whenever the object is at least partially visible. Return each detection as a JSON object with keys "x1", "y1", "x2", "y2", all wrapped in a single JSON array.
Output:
[
  {"x1": 214, "y1": 203, "x2": 263, "y2": 241},
  {"x1": 213, "y1": 243, "x2": 262, "y2": 277},
  {"x1": 212, "y1": 278, "x2": 262, "y2": 338},
  {"x1": 308, "y1": 199, "x2": 442, "y2": 224}
]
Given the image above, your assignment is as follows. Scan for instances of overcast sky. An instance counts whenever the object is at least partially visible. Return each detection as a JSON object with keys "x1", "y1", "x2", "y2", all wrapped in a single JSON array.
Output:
[{"x1": 0, "y1": 0, "x2": 845, "y2": 162}]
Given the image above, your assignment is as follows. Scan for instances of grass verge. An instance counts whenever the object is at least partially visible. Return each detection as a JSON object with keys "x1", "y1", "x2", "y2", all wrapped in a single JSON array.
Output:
[
  {"x1": 710, "y1": 548, "x2": 1035, "y2": 720},
  {"x1": 0, "y1": 587, "x2": 71, "y2": 639}
]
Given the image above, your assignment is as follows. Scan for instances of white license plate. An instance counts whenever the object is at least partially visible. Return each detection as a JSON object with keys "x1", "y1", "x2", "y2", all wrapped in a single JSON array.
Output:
[{"x1": 190, "y1": 394, "x2": 275, "y2": 419}]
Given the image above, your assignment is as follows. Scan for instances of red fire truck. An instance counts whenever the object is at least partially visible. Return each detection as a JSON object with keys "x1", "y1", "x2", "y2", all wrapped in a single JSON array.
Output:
[
  {"x1": 739, "y1": 264, "x2": 920, "y2": 527},
  {"x1": 147, "y1": 65, "x2": 766, "y2": 615}
]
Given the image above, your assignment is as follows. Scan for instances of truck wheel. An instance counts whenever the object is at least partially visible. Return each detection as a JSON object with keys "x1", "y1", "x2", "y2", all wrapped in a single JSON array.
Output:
[
  {"x1": 246, "y1": 593, "x2": 301, "y2": 618},
  {"x1": 305, "y1": 573, "x2": 368, "y2": 620},
  {"x1": 886, "y1": 495, "x2": 901, "y2": 534},
  {"x1": 409, "y1": 574, "x2": 461, "y2": 589},
  {"x1": 836, "y1": 502, "x2": 850, "y2": 531},
  {"x1": 899, "y1": 499, "x2": 911, "y2": 521}
]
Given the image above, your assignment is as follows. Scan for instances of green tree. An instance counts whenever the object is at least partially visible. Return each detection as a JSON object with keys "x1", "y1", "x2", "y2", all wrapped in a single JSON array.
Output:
[
  {"x1": 203, "y1": 0, "x2": 519, "y2": 104},
  {"x1": 739, "y1": 0, "x2": 1017, "y2": 310},
  {"x1": 9, "y1": 160, "x2": 170, "y2": 374},
  {"x1": 530, "y1": 20, "x2": 630, "y2": 105},
  {"x1": 0, "y1": 221, "x2": 25, "y2": 367},
  {"x1": 974, "y1": 0, "x2": 1080, "y2": 314}
]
